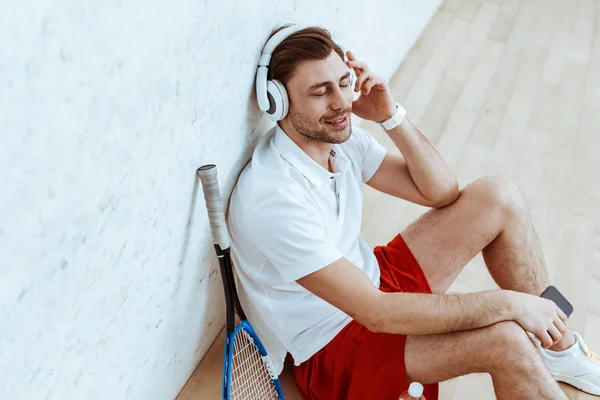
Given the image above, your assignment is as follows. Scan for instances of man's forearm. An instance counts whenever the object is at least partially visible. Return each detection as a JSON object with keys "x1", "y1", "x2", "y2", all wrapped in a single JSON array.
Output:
[
  {"x1": 372, "y1": 289, "x2": 515, "y2": 335},
  {"x1": 386, "y1": 117, "x2": 459, "y2": 206}
]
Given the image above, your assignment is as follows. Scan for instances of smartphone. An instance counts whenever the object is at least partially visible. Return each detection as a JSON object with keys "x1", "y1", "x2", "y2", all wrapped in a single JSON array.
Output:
[{"x1": 540, "y1": 285, "x2": 574, "y2": 318}]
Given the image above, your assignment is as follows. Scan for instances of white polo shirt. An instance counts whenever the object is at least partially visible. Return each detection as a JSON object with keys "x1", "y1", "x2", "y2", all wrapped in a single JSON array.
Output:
[{"x1": 227, "y1": 122, "x2": 387, "y2": 375}]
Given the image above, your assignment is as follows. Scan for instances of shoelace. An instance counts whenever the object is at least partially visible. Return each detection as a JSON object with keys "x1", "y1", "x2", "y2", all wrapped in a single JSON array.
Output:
[{"x1": 586, "y1": 348, "x2": 600, "y2": 364}]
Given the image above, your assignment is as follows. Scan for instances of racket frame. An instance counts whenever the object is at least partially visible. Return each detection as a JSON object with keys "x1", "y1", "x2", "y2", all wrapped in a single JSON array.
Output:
[{"x1": 198, "y1": 164, "x2": 285, "y2": 400}]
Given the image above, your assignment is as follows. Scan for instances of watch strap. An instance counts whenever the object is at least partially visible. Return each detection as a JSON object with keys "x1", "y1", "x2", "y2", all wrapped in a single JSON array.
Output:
[{"x1": 380, "y1": 102, "x2": 407, "y2": 131}]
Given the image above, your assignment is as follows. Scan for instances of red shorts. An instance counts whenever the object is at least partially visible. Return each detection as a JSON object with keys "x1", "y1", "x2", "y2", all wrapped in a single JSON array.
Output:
[{"x1": 289, "y1": 234, "x2": 439, "y2": 400}]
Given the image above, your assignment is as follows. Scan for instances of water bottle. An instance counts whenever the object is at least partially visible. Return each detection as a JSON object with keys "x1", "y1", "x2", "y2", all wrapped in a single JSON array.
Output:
[{"x1": 398, "y1": 382, "x2": 426, "y2": 400}]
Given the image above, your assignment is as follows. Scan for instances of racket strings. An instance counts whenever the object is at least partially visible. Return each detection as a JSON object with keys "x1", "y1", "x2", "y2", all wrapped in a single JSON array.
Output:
[
  {"x1": 231, "y1": 336, "x2": 277, "y2": 399},
  {"x1": 230, "y1": 330, "x2": 279, "y2": 399}
]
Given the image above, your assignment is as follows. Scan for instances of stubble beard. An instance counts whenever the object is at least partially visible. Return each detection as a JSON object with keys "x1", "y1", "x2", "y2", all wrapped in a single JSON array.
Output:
[{"x1": 288, "y1": 105, "x2": 352, "y2": 145}]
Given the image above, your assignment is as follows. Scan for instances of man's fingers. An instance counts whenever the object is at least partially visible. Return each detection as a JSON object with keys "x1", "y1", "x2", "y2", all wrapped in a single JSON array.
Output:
[
  {"x1": 354, "y1": 72, "x2": 371, "y2": 92},
  {"x1": 360, "y1": 76, "x2": 374, "y2": 94},
  {"x1": 361, "y1": 74, "x2": 385, "y2": 95},
  {"x1": 363, "y1": 78, "x2": 378, "y2": 95},
  {"x1": 556, "y1": 307, "x2": 569, "y2": 323},
  {"x1": 347, "y1": 59, "x2": 368, "y2": 72},
  {"x1": 539, "y1": 331, "x2": 553, "y2": 348},
  {"x1": 554, "y1": 318, "x2": 568, "y2": 335},
  {"x1": 547, "y1": 324, "x2": 563, "y2": 344}
]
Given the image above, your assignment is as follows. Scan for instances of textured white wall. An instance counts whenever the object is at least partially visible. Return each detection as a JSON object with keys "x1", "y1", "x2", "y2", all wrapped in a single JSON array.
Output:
[{"x1": 0, "y1": 0, "x2": 441, "y2": 399}]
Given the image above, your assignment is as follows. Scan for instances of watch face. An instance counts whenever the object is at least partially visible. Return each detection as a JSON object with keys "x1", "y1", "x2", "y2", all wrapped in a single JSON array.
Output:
[{"x1": 381, "y1": 119, "x2": 396, "y2": 130}]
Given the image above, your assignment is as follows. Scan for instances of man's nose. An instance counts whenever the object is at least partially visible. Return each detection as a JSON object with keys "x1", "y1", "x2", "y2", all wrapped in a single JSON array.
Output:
[{"x1": 330, "y1": 85, "x2": 351, "y2": 110}]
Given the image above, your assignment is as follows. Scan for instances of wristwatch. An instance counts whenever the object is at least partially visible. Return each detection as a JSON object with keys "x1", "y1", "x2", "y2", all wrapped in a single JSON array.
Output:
[{"x1": 380, "y1": 102, "x2": 407, "y2": 131}]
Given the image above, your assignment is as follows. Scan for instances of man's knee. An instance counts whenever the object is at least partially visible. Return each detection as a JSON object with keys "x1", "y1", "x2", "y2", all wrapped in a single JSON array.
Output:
[
  {"x1": 463, "y1": 176, "x2": 528, "y2": 217},
  {"x1": 489, "y1": 320, "x2": 530, "y2": 346},
  {"x1": 486, "y1": 321, "x2": 536, "y2": 369}
]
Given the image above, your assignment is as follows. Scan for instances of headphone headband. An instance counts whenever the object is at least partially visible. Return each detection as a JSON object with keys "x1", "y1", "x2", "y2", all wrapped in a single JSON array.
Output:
[{"x1": 259, "y1": 23, "x2": 311, "y2": 64}]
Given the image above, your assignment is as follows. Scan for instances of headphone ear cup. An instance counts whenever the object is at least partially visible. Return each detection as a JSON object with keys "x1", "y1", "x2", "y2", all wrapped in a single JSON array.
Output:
[
  {"x1": 265, "y1": 79, "x2": 289, "y2": 121},
  {"x1": 338, "y1": 44, "x2": 356, "y2": 88}
]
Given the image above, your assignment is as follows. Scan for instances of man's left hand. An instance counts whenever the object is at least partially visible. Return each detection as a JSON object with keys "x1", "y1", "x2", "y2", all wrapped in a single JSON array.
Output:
[{"x1": 346, "y1": 50, "x2": 397, "y2": 123}]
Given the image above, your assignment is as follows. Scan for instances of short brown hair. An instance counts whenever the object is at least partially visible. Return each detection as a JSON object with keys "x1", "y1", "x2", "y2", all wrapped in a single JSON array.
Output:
[{"x1": 265, "y1": 25, "x2": 345, "y2": 87}]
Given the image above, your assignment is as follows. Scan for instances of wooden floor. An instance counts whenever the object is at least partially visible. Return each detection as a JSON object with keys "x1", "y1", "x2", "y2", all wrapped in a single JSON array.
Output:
[
  {"x1": 178, "y1": 0, "x2": 600, "y2": 398},
  {"x1": 360, "y1": 0, "x2": 600, "y2": 398}
]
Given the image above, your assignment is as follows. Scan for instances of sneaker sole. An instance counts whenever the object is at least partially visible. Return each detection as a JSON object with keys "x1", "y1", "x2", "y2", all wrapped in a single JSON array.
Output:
[{"x1": 553, "y1": 373, "x2": 600, "y2": 396}]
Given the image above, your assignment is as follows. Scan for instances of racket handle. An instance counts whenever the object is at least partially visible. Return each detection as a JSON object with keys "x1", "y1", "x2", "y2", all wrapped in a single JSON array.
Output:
[{"x1": 197, "y1": 164, "x2": 230, "y2": 250}]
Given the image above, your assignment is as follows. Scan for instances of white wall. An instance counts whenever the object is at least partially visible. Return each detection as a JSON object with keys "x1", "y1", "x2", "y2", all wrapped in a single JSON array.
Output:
[{"x1": 0, "y1": 0, "x2": 441, "y2": 399}]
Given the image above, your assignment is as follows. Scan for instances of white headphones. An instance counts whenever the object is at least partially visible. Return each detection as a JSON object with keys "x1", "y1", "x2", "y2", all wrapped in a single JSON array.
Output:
[{"x1": 255, "y1": 23, "x2": 357, "y2": 121}]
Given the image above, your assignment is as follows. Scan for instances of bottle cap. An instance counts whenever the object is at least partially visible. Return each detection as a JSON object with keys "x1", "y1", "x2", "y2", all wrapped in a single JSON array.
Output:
[{"x1": 408, "y1": 382, "x2": 424, "y2": 398}]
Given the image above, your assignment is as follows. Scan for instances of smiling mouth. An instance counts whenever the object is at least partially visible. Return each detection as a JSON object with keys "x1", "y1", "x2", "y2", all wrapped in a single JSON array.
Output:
[{"x1": 325, "y1": 115, "x2": 349, "y2": 128}]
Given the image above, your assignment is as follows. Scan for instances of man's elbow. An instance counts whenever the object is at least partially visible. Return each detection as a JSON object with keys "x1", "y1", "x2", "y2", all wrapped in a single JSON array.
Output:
[
  {"x1": 359, "y1": 313, "x2": 385, "y2": 333},
  {"x1": 353, "y1": 294, "x2": 387, "y2": 333},
  {"x1": 428, "y1": 181, "x2": 460, "y2": 208}
]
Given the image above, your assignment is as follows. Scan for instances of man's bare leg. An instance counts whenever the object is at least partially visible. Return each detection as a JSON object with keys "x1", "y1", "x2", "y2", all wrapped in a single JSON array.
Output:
[
  {"x1": 403, "y1": 321, "x2": 568, "y2": 399},
  {"x1": 401, "y1": 176, "x2": 575, "y2": 351},
  {"x1": 398, "y1": 176, "x2": 575, "y2": 398}
]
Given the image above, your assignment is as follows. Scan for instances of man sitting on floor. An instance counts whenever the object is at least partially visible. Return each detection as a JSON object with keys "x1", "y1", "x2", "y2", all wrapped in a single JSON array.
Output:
[{"x1": 227, "y1": 24, "x2": 600, "y2": 399}]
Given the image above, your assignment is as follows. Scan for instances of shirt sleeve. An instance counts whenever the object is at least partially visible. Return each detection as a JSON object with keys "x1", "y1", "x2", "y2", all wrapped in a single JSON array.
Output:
[
  {"x1": 351, "y1": 126, "x2": 387, "y2": 182},
  {"x1": 244, "y1": 187, "x2": 343, "y2": 283}
]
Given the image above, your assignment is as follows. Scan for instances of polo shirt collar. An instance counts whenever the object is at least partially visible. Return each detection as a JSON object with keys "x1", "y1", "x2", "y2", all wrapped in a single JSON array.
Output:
[{"x1": 273, "y1": 123, "x2": 349, "y2": 187}]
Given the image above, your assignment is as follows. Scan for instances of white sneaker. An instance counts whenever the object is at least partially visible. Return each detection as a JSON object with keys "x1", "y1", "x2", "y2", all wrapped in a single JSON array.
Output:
[{"x1": 532, "y1": 332, "x2": 600, "y2": 396}]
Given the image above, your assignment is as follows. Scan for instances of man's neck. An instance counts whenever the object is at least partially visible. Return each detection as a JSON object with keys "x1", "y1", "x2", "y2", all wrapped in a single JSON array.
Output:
[{"x1": 278, "y1": 121, "x2": 334, "y2": 172}]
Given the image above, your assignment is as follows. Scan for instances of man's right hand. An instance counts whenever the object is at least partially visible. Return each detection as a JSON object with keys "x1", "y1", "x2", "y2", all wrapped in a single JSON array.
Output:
[{"x1": 506, "y1": 290, "x2": 570, "y2": 349}]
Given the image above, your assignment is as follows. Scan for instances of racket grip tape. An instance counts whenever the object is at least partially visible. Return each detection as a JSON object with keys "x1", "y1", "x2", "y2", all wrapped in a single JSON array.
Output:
[{"x1": 197, "y1": 164, "x2": 230, "y2": 250}]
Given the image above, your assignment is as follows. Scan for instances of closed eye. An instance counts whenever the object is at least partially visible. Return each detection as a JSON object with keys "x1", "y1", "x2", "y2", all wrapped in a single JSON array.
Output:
[{"x1": 314, "y1": 81, "x2": 351, "y2": 96}]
